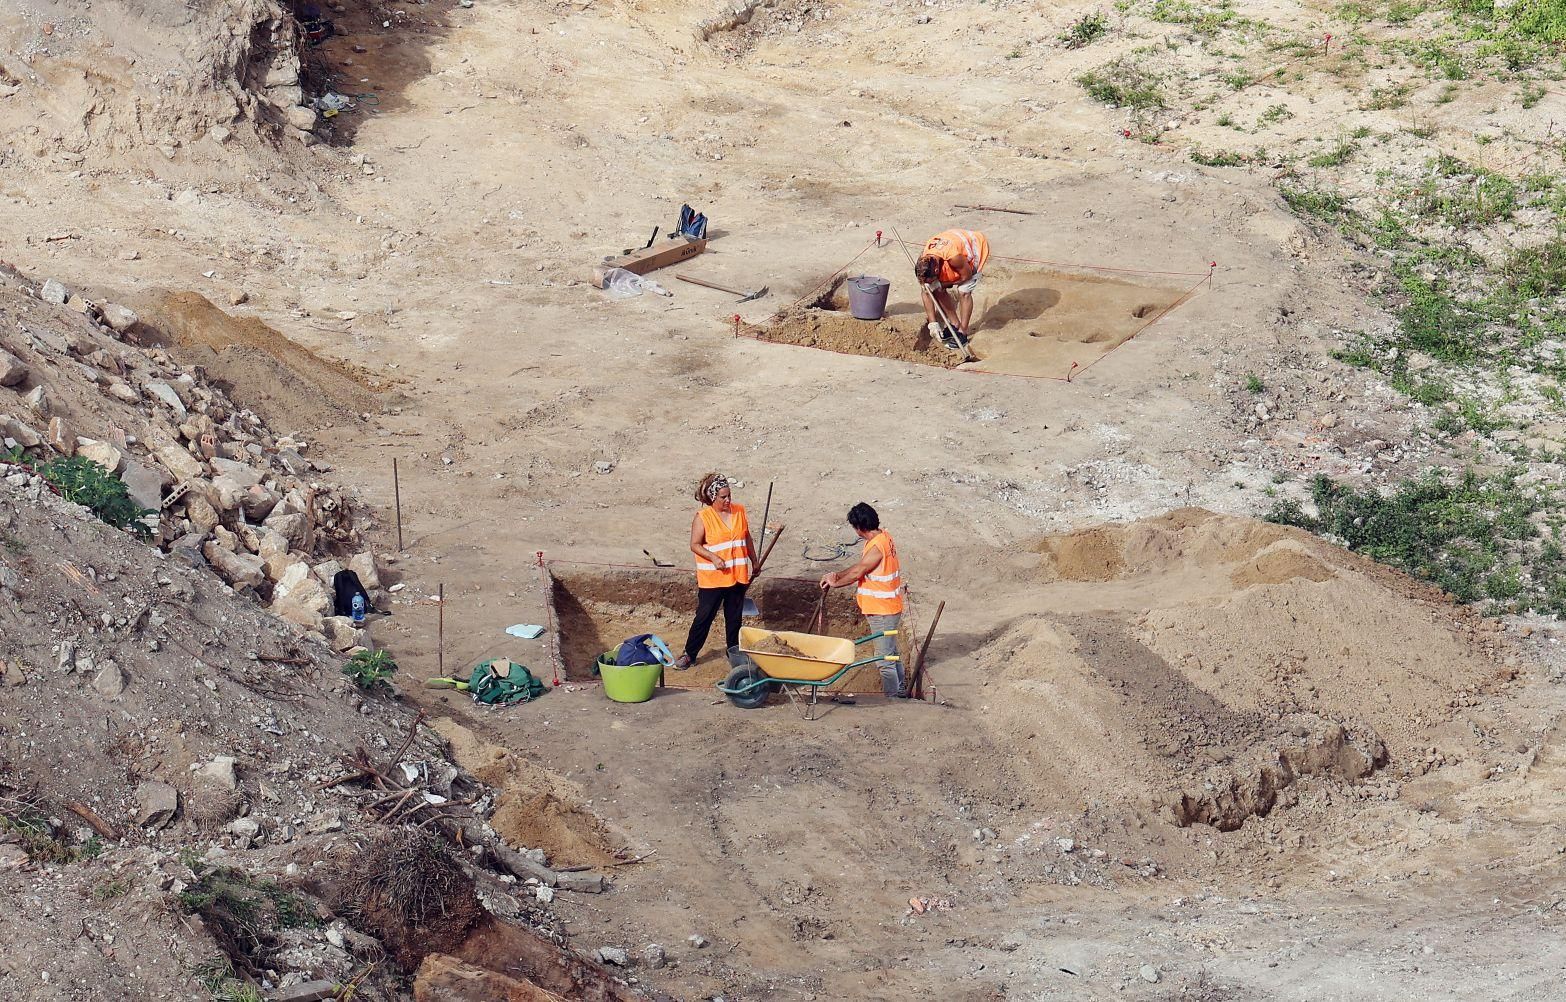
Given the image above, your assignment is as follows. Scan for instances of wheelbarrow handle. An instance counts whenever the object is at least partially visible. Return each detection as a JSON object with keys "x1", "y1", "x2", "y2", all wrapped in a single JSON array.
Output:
[
  {"x1": 841, "y1": 653, "x2": 899, "y2": 671},
  {"x1": 852, "y1": 629, "x2": 898, "y2": 645}
]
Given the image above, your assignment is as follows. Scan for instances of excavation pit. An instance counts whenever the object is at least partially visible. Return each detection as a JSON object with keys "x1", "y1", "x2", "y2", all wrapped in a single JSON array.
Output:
[
  {"x1": 544, "y1": 564, "x2": 909, "y2": 692},
  {"x1": 760, "y1": 267, "x2": 1190, "y2": 377}
]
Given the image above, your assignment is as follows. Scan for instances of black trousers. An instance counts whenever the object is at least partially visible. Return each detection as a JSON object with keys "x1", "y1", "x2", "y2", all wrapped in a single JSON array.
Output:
[{"x1": 684, "y1": 583, "x2": 749, "y2": 660}]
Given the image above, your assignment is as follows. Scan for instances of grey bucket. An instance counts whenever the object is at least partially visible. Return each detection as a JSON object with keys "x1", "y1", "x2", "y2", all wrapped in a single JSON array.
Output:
[{"x1": 846, "y1": 275, "x2": 890, "y2": 321}]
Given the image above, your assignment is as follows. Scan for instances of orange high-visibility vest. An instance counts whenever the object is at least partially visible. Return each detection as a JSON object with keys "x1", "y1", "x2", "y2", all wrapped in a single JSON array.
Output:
[
  {"x1": 854, "y1": 530, "x2": 904, "y2": 615},
  {"x1": 923, "y1": 229, "x2": 990, "y2": 286},
  {"x1": 695, "y1": 503, "x2": 753, "y2": 588}
]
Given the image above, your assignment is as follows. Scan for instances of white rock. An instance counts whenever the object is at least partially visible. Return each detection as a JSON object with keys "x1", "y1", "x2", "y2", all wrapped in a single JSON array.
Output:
[
  {"x1": 40, "y1": 279, "x2": 68, "y2": 305},
  {"x1": 100, "y1": 304, "x2": 139, "y2": 333},
  {"x1": 76, "y1": 439, "x2": 124, "y2": 474},
  {"x1": 194, "y1": 756, "x2": 239, "y2": 792}
]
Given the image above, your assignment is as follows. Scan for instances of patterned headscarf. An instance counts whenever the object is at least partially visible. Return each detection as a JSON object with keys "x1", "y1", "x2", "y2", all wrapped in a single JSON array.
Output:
[{"x1": 704, "y1": 474, "x2": 730, "y2": 503}]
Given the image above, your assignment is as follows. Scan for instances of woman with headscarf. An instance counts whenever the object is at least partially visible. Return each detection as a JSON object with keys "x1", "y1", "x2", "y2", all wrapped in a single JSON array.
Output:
[{"x1": 676, "y1": 472, "x2": 756, "y2": 669}]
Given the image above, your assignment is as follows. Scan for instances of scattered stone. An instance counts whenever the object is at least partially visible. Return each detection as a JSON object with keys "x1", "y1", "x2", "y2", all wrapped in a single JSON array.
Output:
[
  {"x1": 1140, "y1": 965, "x2": 1161, "y2": 984},
  {"x1": 203, "y1": 543, "x2": 265, "y2": 592},
  {"x1": 92, "y1": 659, "x2": 125, "y2": 699},
  {"x1": 76, "y1": 439, "x2": 124, "y2": 474},
  {"x1": 687, "y1": 933, "x2": 709, "y2": 949},
  {"x1": 2, "y1": 659, "x2": 25, "y2": 687},
  {"x1": 596, "y1": 946, "x2": 629, "y2": 967},
  {"x1": 1319, "y1": 412, "x2": 1338, "y2": 429},
  {"x1": 47, "y1": 417, "x2": 75, "y2": 455},
  {"x1": 593, "y1": 460, "x2": 615, "y2": 474},
  {"x1": 106, "y1": 380, "x2": 140, "y2": 404},
  {"x1": 0, "y1": 844, "x2": 27, "y2": 868},
  {"x1": 100, "y1": 303, "x2": 139, "y2": 333},
  {"x1": 347, "y1": 551, "x2": 381, "y2": 590},
  {"x1": 1, "y1": 415, "x2": 42, "y2": 449},
  {"x1": 534, "y1": 883, "x2": 555, "y2": 904},
  {"x1": 641, "y1": 944, "x2": 666, "y2": 969},
  {"x1": 120, "y1": 460, "x2": 169, "y2": 512},
  {"x1": 134, "y1": 781, "x2": 180, "y2": 828},
  {"x1": 144, "y1": 380, "x2": 187, "y2": 416},
  {"x1": 154, "y1": 441, "x2": 204, "y2": 482},
  {"x1": 321, "y1": 616, "x2": 365, "y2": 652},
  {"x1": 22, "y1": 385, "x2": 47, "y2": 414},
  {"x1": 0, "y1": 350, "x2": 26, "y2": 387},
  {"x1": 40, "y1": 279, "x2": 68, "y2": 305},
  {"x1": 194, "y1": 756, "x2": 239, "y2": 792}
]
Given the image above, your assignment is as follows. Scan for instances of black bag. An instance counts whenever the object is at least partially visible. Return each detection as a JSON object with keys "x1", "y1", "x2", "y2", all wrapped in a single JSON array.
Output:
[{"x1": 332, "y1": 569, "x2": 372, "y2": 618}]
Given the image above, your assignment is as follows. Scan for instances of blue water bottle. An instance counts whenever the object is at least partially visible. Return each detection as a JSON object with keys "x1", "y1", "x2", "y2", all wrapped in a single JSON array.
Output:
[{"x1": 351, "y1": 593, "x2": 366, "y2": 626}]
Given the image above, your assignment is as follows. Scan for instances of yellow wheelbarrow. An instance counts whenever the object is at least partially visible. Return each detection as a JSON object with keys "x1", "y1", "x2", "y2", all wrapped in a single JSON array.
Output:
[{"x1": 716, "y1": 625, "x2": 899, "y2": 718}]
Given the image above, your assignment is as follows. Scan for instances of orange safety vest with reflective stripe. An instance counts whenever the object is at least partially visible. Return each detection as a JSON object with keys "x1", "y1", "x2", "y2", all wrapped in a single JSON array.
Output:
[
  {"x1": 922, "y1": 229, "x2": 990, "y2": 286},
  {"x1": 854, "y1": 530, "x2": 904, "y2": 615},
  {"x1": 695, "y1": 503, "x2": 753, "y2": 588}
]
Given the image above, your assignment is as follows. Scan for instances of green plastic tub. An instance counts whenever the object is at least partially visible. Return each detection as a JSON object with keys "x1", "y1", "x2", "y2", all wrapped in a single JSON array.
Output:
[{"x1": 597, "y1": 654, "x2": 660, "y2": 703}]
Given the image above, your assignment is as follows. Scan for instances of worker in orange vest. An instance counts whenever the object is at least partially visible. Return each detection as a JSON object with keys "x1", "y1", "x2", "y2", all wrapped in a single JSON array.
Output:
[
  {"x1": 677, "y1": 472, "x2": 757, "y2": 669},
  {"x1": 818, "y1": 502, "x2": 905, "y2": 697},
  {"x1": 915, "y1": 228, "x2": 990, "y2": 349}
]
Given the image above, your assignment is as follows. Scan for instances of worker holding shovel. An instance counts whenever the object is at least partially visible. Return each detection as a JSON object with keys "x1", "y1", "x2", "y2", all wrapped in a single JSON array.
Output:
[
  {"x1": 915, "y1": 228, "x2": 990, "y2": 350},
  {"x1": 677, "y1": 473, "x2": 757, "y2": 669},
  {"x1": 819, "y1": 502, "x2": 905, "y2": 698}
]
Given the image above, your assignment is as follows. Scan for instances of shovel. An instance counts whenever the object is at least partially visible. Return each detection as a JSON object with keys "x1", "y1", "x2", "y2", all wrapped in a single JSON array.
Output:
[
  {"x1": 742, "y1": 482, "x2": 775, "y2": 618},
  {"x1": 742, "y1": 525, "x2": 786, "y2": 617},
  {"x1": 675, "y1": 273, "x2": 769, "y2": 303}
]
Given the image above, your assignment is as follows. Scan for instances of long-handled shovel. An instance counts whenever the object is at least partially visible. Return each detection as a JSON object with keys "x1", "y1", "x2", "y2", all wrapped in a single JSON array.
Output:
[
  {"x1": 890, "y1": 226, "x2": 974, "y2": 361},
  {"x1": 742, "y1": 482, "x2": 774, "y2": 617},
  {"x1": 675, "y1": 273, "x2": 769, "y2": 303}
]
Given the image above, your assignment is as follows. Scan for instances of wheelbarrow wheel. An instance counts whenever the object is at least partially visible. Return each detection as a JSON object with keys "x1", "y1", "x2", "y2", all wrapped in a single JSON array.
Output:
[{"x1": 724, "y1": 666, "x2": 772, "y2": 710}]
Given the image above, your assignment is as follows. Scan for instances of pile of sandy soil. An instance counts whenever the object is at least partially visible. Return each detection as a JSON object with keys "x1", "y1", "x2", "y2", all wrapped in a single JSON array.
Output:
[
  {"x1": 973, "y1": 508, "x2": 1513, "y2": 828},
  {"x1": 760, "y1": 307, "x2": 964, "y2": 368},
  {"x1": 136, "y1": 290, "x2": 382, "y2": 430}
]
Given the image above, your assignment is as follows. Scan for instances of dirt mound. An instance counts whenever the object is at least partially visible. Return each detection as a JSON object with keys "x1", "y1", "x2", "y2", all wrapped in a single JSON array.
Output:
[
  {"x1": 760, "y1": 306, "x2": 963, "y2": 368},
  {"x1": 138, "y1": 290, "x2": 380, "y2": 430},
  {"x1": 982, "y1": 509, "x2": 1512, "y2": 828},
  {"x1": 433, "y1": 718, "x2": 622, "y2": 868}
]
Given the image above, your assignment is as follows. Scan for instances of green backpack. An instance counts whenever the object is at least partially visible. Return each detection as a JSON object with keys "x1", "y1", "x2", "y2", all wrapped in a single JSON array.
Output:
[{"x1": 468, "y1": 658, "x2": 547, "y2": 705}]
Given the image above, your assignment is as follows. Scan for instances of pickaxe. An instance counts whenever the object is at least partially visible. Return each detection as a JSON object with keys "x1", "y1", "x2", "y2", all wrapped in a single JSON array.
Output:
[{"x1": 675, "y1": 274, "x2": 768, "y2": 303}]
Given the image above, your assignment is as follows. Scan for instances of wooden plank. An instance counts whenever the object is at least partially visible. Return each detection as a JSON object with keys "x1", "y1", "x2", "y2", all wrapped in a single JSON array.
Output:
[{"x1": 591, "y1": 237, "x2": 707, "y2": 287}]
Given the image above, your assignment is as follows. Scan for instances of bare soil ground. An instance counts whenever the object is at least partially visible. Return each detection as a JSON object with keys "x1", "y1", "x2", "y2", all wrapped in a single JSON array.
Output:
[{"x1": 5, "y1": 0, "x2": 1566, "y2": 999}]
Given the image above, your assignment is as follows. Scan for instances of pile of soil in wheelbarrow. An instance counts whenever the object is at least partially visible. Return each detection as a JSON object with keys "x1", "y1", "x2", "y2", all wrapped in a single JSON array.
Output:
[{"x1": 750, "y1": 633, "x2": 810, "y2": 657}]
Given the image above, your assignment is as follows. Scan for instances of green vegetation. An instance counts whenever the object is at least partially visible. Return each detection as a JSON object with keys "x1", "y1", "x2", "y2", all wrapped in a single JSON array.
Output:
[
  {"x1": 1279, "y1": 185, "x2": 1349, "y2": 221},
  {"x1": 94, "y1": 878, "x2": 131, "y2": 900},
  {"x1": 1077, "y1": 58, "x2": 1166, "y2": 109},
  {"x1": 1146, "y1": 0, "x2": 1261, "y2": 34},
  {"x1": 342, "y1": 648, "x2": 399, "y2": 691},
  {"x1": 1258, "y1": 102, "x2": 1294, "y2": 125},
  {"x1": 2, "y1": 449, "x2": 154, "y2": 537},
  {"x1": 180, "y1": 865, "x2": 321, "y2": 994},
  {"x1": 192, "y1": 958, "x2": 265, "y2": 1002},
  {"x1": 1309, "y1": 138, "x2": 1360, "y2": 167},
  {"x1": 0, "y1": 807, "x2": 104, "y2": 864},
  {"x1": 1268, "y1": 470, "x2": 1566, "y2": 613},
  {"x1": 1191, "y1": 147, "x2": 1248, "y2": 166},
  {"x1": 1245, "y1": 373, "x2": 1266, "y2": 393},
  {"x1": 1060, "y1": 11, "x2": 1110, "y2": 48}
]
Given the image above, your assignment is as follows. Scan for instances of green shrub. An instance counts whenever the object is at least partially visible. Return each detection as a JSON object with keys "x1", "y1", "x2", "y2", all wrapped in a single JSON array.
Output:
[
  {"x1": 18, "y1": 454, "x2": 155, "y2": 536},
  {"x1": 1267, "y1": 470, "x2": 1535, "y2": 606},
  {"x1": 1060, "y1": 11, "x2": 1110, "y2": 48},
  {"x1": 1077, "y1": 58, "x2": 1166, "y2": 109},
  {"x1": 342, "y1": 648, "x2": 398, "y2": 690}
]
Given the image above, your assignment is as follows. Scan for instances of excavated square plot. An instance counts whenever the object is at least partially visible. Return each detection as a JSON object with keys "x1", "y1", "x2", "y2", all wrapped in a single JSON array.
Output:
[
  {"x1": 545, "y1": 565, "x2": 902, "y2": 689},
  {"x1": 759, "y1": 267, "x2": 1190, "y2": 378}
]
